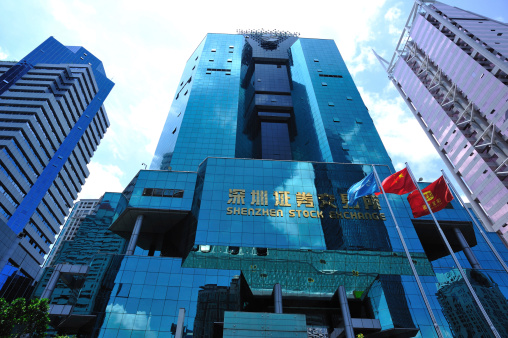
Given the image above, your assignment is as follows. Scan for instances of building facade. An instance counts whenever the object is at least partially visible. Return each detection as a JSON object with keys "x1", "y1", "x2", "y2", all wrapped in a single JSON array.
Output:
[
  {"x1": 377, "y1": 1, "x2": 508, "y2": 239},
  {"x1": 34, "y1": 32, "x2": 508, "y2": 337},
  {"x1": 0, "y1": 37, "x2": 113, "y2": 298},
  {"x1": 43, "y1": 199, "x2": 100, "y2": 268}
]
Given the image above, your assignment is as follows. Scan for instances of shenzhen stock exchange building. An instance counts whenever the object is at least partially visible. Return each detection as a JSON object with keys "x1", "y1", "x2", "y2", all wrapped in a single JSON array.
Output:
[{"x1": 34, "y1": 31, "x2": 508, "y2": 338}]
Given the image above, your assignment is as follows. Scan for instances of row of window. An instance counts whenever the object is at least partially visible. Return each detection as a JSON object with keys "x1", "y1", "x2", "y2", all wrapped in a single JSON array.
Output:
[
  {"x1": 191, "y1": 245, "x2": 268, "y2": 256},
  {"x1": 210, "y1": 46, "x2": 235, "y2": 54},
  {"x1": 206, "y1": 68, "x2": 231, "y2": 72},
  {"x1": 142, "y1": 188, "x2": 184, "y2": 198},
  {"x1": 327, "y1": 97, "x2": 353, "y2": 107}
]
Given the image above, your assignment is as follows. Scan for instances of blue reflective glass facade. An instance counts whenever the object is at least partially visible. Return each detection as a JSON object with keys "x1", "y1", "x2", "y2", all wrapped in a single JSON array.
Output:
[
  {"x1": 0, "y1": 37, "x2": 113, "y2": 298},
  {"x1": 34, "y1": 33, "x2": 508, "y2": 338}
]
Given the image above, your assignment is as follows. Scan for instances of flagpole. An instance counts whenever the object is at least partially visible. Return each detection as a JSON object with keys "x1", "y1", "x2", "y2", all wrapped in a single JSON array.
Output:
[
  {"x1": 371, "y1": 165, "x2": 443, "y2": 338},
  {"x1": 405, "y1": 163, "x2": 501, "y2": 338},
  {"x1": 441, "y1": 170, "x2": 508, "y2": 274}
]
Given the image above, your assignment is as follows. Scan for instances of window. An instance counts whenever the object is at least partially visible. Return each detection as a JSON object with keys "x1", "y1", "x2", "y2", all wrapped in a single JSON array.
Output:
[
  {"x1": 142, "y1": 188, "x2": 153, "y2": 196},
  {"x1": 277, "y1": 65, "x2": 281, "y2": 68},
  {"x1": 173, "y1": 190, "x2": 184, "y2": 198},
  {"x1": 211, "y1": 49, "x2": 216, "y2": 52},
  {"x1": 346, "y1": 96, "x2": 353, "y2": 101},
  {"x1": 356, "y1": 118, "x2": 363, "y2": 124},
  {"x1": 172, "y1": 127, "x2": 177, "y2": 134},
  {"x1": 192, "y1": 65, "x2": 195, "y2": 70},
  {"x1": 322, "y1": 82, "x2": 327, "y2": 86},
  {"x1": 209, "y1": 59, "x2": 214, "y2": 62},
  {"x1": 227, "y1": 59, "x2": 232, "y2": 63},
  {"x1": 328, "y1": 102, "x2": 334, "y2": 106},
  {"x1": 342, "y1": 143, "x2": 349, "y2": 151},
  {"x1": 314, "y1": 59, "x2": 319, "y2": 62},
  {"x1": 225, "y1": 72, "x2": 231, "y2": 75},
  {"x1": 319, "y1": 74, "x2": 342, "y2": 78},
  {"x1": 142, "y1": 188, "x2": 184, "y2": 198},
  {"x1": 333, "y1": 117, "x2": 340, "y2": 122},
  {"x1": 317, "y1": 69, "x2": 322, "y2": 72},
  {"x1": 195, "y1": 56, "x2": 198, "y2": 60},
  {"x1": 184, "y1": 90, "x2": 188, "y2": 96},
  {"x1": 153, "y1": 189, "x2": 164, "y2": 197},
  {"x1": 177, "y1": 112, "x2": 181, "y2": 117},
  {"x1": 206, "y1": 71, "x2": 212, "y2": 74},
  {"x1": 229, "y1": 46, "x2": 234, "y2": 49}
]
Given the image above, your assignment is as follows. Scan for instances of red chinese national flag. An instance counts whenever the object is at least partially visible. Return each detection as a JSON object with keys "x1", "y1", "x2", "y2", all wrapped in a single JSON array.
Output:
[
  {"x1": 375, "y1": 168, "x2": 417, "y2": 196},
  {"x1": 407, "y1": 176, "x2": 454, "y2": 218}
]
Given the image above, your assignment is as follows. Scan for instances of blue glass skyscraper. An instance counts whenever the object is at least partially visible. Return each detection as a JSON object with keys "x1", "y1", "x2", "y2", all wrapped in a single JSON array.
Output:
[
  {"x1": 0, "y1": 37, "x2": 113, "y2": 299},
  {"x1": 34, "y1": 32, "x2": 508, "y2": 337}
]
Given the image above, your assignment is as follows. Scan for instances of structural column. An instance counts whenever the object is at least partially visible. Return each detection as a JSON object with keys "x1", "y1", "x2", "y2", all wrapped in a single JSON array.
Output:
[
  {"x1": 40, "y1": 265, "x2": 63, "y2": 299},
  {"x1": 175, "y1": 308, "x2": 185, "y2": 338},
  {"x1": 126, "y1": 215, "x2": 144, "y2": 255},
  {"x1": 338, "y1": 285, "x2": 354, "y2": 338},
  {"x1": 273, "y1": 283, "x2": 283, "y2": 314},
  {"x1": 453, "y1": 227, "x2": 482, "y2": 269}
]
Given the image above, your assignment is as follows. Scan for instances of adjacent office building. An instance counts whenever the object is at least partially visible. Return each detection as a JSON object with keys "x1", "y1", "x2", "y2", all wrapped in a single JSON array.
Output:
[
  {"x1": 0, "y1": 37, "x2": 113, "y2": 299},
  {"x1": 376, "y1": 1, "x2": 508, "y2": 240},
  {"x1": 44, "y1": 199, "x2": 100, "y2": 268},
  {"x1": 34, "y1": 31, "x2": 508, "y2": 337}
]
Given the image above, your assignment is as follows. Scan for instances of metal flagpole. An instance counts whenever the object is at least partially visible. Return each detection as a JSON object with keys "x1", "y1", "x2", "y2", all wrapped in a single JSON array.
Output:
[
  {"x1": 441, "y1": 170, "x2": 508, "y2": 274},
  {"x1": 372, "y1": 165, "x2": 443, "y2": 338},
  {"x1": 405, "y1": 163, "x2": 501, "y2": 338}
]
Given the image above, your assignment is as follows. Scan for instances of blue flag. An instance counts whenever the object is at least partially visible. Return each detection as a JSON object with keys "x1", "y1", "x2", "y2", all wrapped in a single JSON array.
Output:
[{"x1": 347, "y1": 172, "x2": 380, "y2": 206}]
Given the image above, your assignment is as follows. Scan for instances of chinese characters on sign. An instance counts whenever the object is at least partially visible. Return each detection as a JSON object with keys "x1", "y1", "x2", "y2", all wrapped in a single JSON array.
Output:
[{"x1": 226, "y1": 189, "x2": 386, "y2": 220}]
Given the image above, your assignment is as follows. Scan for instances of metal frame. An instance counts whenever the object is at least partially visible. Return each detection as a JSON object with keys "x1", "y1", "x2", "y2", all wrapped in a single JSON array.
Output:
[
  {"x1": 373, "y1": 49, "x2": 495, "y2": 231},
  {"x1": 374, "y1": 0, "x2": 508, "y2": 232}
]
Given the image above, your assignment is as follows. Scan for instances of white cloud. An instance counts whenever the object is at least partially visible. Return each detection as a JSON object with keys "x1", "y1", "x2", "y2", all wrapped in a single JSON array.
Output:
[
  {"x1": 385, "y1": 6, "x2": 402, "y2": 21},
  {"x1": 77, "y1": 162, "x2": 125, "y2": 199},
  {"x1": 357, "y1": 86, "x2": 444, "y2": 181},
  {"x1": 388, "y1": 24, "x2": 401, "y2": 36},
  {"x1": 0, "y1": 46, "x2": 8, "y2": 60}
]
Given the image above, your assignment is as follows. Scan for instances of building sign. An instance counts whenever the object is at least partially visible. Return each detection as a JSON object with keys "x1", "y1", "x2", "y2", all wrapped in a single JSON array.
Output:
[{"x1": 225, "y1": 189, "x2": 386, "y2": 221}]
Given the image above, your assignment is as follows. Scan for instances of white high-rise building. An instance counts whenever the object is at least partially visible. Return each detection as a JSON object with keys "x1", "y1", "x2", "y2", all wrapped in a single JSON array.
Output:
[
  {"x1": 377, "y1": 1, "x2": 508, "y2": 240},
  {"x1": 43, "y1": 199, "x2": 100, "y2": 268}
]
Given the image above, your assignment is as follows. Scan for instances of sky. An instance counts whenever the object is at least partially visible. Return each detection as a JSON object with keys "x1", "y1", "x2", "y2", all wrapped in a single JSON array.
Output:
[{"x1": 0, "y1": 0, "x2": 507, "y2": 202}]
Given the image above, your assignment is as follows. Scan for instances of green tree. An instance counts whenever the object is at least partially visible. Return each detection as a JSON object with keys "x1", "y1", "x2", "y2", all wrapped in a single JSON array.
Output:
[{"x1": 0, "y1": 298, "x2": 50, "y2": 337}]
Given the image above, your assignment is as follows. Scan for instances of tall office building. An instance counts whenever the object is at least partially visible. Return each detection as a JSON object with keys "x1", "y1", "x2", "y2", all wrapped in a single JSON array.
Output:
[
  {"x1": 43, "y1": 199, "x2": 100, "y2": 268},
  {"x1": 0, "y1": 37, "x2": 113, "y2": 298},
  {"x1": 34, "y1": 32, "x2": 508, "y2": 337},
  {"x1": 376, "y1": 1, "x2": 508, "y2": 239}
]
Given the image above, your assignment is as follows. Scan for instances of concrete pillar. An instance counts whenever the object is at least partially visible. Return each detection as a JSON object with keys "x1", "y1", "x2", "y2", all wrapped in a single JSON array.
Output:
[
  {"x1": 453, "y1": 227, "x2": 482, "y2": 269},
  {"x1": 273, "y1": 283, "x2": 283, "y2": 314},
  {"x1": 126, "y1": 215, "x2": 143, "y2": 255},
  {"x1": 40, "y1": 265, "x2": 62, "y2": 299},
  {"x1": 338, "y1": 286, "x2": 354, "y2": 338},
  {"x1": 175, "y1": 308, "x2": 185, "y2": 338}
]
